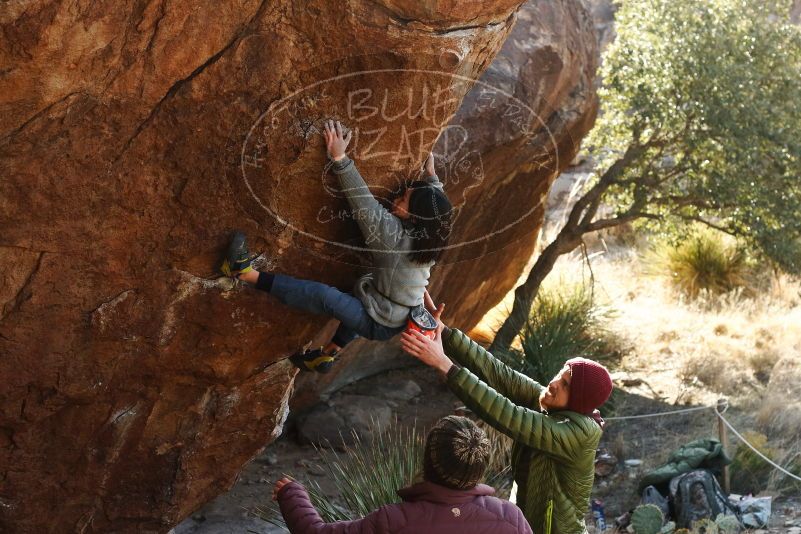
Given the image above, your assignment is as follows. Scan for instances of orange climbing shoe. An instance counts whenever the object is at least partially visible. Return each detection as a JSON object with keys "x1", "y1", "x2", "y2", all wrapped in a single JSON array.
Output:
[{"x1": 290, "y1": 348, "x2": 337, "y2": 374}]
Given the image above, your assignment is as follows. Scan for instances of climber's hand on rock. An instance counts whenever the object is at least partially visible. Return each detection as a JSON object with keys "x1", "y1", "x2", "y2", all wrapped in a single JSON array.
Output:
[
  {"x1": 272, "y1": 477, "x2": 293, "y2": 501},
  {"x1": 324, "y1": 120, "x2": 352, "y2": 162},
  {"x1": 424, "y1": 152, "x2": 436, "y2": 176}
]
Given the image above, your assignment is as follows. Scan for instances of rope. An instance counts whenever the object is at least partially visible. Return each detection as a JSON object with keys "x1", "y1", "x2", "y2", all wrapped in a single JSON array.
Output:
[
  {"x1": 604, "y1": 405, "x2": 714, "y2": 420},
  {"x1": 465, "y1": 398, "x2": 800, "y2": 481},
  {"x1": 604, "y1": 401, "x2": 801, "y2": 482},
  {"x1": 715, "y1": 406, "x2": 801, "y2": 483}
]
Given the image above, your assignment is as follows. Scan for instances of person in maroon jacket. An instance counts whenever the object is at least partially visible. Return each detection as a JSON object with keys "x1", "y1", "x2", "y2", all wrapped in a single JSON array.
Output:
[{"x1": 272, "y1": 415, "x2": 532, "y2": 533}]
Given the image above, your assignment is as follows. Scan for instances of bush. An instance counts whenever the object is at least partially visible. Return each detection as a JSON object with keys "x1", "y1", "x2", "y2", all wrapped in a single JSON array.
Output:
[
  {"x1": 499, "y1": 283, "x2": 624, "y2": 385},
  {"x1": 729, "y1": 431, "x2": 776, "y2": 494},
  {"x1": 477, "y1": 421, "x2": 513, "y2": 494},
  {"x1": 259, "y1": 420, "x2": 424, "y2": 526},
  {"x1": 651, "y1": 230, "x2": 751, "y2": 298},
  {"x1": 259, "y1": 418, "x2": 517, "y2": 526},
  {"x1": 767, "y1": 446, "x2": 801, "y2": 496}
]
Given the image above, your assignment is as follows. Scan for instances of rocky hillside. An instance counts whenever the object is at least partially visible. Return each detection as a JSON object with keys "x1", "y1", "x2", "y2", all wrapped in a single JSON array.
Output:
[{"x1": 0, "y1": 0, "x2": 597, "y2": 531}]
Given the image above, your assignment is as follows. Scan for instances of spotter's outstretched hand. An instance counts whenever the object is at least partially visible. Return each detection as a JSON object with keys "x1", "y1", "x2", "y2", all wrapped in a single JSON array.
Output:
[
  {"x1": 272, "y1": 476, "x2": 293, "y2": 501},
  {"x1": 401, "y1": 327, "x2": 452, "y2": 377}
]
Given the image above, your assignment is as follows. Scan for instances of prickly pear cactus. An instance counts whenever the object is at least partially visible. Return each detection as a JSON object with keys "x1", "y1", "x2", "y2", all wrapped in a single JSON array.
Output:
[
  {"x1": 692, "y1": 518, "x2": 718, "y2": 534},
  {"x1": 715, "y1": 514, "x2": 741, "y2": 533},
  {"x1": 631, "y1": 504, "x2": 665, "y2": 534},
  {"x1": 660, "y1": 521, "x2": 677, "y2": 533}
]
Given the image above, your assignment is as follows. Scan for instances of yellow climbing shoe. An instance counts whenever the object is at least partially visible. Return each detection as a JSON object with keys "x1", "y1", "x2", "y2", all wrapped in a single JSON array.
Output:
[
  {"x1": 290, "y1": 348, "x2": 337, "y2": 374},
  {"x1": 220, "y1": 230, "x2": 257, "y2": 278}
]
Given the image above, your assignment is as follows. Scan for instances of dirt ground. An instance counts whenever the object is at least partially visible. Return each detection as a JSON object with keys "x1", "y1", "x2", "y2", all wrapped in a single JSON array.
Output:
[{"x1": 587, "y1": 389, "x2": 801, "y2": 533}]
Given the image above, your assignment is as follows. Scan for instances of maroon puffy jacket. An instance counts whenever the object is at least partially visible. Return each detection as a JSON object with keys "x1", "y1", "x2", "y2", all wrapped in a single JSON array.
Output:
[{"x1": 277, "y1": 480, "x2": 532, "y2": 533}]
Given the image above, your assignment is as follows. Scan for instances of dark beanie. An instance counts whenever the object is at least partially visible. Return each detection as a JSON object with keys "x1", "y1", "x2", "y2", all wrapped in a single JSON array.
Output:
[
  {"x1": 423, "y1": 416, "x2": 490, "y2": 490},
  {"x1": 566, "y1": 357, "x2": 613, "y2": 415}
]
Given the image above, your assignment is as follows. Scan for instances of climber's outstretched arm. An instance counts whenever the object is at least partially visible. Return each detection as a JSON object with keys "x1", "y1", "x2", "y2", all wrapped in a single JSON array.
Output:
[{"x1": 323, "y1": 120, "x2": 404, "y2": 251}]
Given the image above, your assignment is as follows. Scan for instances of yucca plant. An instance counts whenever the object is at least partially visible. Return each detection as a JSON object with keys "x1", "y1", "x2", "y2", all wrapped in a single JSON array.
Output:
[
  {"x1": 498, "y1": 283, "x2": 623, "y2": 385},
  {"x1": 652, "y1": 230, "x2": 751, "y2": 298},
  {"x1": 258, "y1": 420, "x2": 424, "y2": 527},
  {"x1": 478, "y1": 421, "x2": 513, "y2": 492}
]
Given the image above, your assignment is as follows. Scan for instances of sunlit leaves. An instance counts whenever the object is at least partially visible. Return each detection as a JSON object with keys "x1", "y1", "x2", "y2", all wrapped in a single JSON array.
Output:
[{"x1": 587, "y1": 0, "x2": 801, "y2": 272}]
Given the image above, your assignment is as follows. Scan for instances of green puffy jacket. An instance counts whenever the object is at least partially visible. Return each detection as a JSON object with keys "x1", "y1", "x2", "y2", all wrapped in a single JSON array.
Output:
[
  {"x1": 443, "y1": 328, "x2": 602, "y2": 534},
  {"x1": 638, "y1": 438, "x2": 731, "y2": 493}
]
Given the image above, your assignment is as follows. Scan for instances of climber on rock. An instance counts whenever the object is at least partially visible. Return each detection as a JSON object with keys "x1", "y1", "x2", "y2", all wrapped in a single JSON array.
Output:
[
  {"x1": 400, "y1": 291, "x2": 613, "y2": 534},
  {"x1": 220, "y1": 120, "x2": 453, "y2": 373}
]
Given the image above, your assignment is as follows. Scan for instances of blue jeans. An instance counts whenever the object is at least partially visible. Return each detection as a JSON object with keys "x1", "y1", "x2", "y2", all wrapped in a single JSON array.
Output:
[{"x1": 262, "y1": 273, "x2": 405, "y2": 347}]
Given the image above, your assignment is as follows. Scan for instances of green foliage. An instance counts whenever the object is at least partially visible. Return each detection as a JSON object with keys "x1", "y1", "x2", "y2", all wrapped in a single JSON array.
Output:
[
  {"x1": 730, "y1": 431, "x2": 776, "y2": 494},
  {"x1": 651, "y1": 229, "x2": 751, "y2": 298},
  {"x1": 259, "y1": 419, "x2": 517, "y2": 527},
  {"x1": 587, "y1": 0, "x2": 801, "y2": 273},
  {"x1": 768, "y1": 446, "x2": 801, "y2": 496},
  {"x1": 631, "y1": 503, "x2": 665, "y2": 534},
  {"x1": 259, "y1": 421, "x2": 424, "y2": 526},
  {"x1": 499, "y1": 284, "x2": 623, "y2": 385},
  {"x1": 478, "y1": 421, "x2": 513, "y2": 492}
]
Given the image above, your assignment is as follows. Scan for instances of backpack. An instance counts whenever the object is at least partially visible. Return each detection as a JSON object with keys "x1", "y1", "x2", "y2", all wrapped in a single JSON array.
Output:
[
  {"x1": 642, "y1": 485, "x2": 670, "y2": 519},
  {"x1": 669, "y1": 469, "x2": 739, "y2": 528}
]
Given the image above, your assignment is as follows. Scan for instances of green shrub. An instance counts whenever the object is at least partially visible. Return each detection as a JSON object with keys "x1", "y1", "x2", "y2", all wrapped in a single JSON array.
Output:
[
  {"x1": 767, "y1": 446, "x2": 801, "y2": 496},
  {"x1": 651, "y1": 230, "x2": 751, "y2": 298},
  {"x1": 499, "y1": 283, "x2": 624, "y2": 385},
  {"x1": 258, "y1": 420, "x2": 424, "y2": 526},
  {"x1": 729, "y1": 431, "x2": 776, "y2": 494},
  {"x1": 259, "y1": 418, "x2": 518, "y2": 526},
  {"x1": 478, "y1": 421, "x2": 513, "y2": 493}
]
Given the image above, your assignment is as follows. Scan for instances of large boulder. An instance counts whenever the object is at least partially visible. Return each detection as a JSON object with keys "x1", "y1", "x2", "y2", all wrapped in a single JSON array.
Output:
[
  {"x1": 293, "y1": 0, "x2": 600, "y2": 408},
  {"x1": 0, "y1": 0, "x2": 536, "y2": 532},
  {"x1": 430, "y1": 0, "x2": 599, "y2": 326}
]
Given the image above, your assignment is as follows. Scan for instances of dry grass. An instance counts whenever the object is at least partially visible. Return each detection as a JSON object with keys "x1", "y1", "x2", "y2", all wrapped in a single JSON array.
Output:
[
  {"x1": 756, "y1": 355, "x2": 801, "y2": 442},
  {"x1": 563, "y1": 251, "x2": 799, "y2": 409},
  {"x1": 475, "y1": 241, "x2": 801, "y2": 438},
  {"x1": 472, "y1": 233, "x2": 801, "y2": 509}
]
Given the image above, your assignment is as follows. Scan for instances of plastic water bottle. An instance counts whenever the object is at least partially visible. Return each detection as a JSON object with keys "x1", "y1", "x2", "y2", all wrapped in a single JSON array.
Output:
[{"x1": 591, "y1": 499, "x2": 607, "y2": 531}]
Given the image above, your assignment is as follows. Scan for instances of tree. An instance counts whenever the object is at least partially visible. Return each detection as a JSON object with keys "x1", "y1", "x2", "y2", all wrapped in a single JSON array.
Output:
[{"x1": 489, "y1": 0, "x2": 801, "y2": 354}]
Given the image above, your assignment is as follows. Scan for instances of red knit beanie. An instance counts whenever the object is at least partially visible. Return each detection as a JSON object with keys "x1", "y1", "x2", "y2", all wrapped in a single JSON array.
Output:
[{"x1": 566, "y1": 357, "x2": 613, "y2": 415}]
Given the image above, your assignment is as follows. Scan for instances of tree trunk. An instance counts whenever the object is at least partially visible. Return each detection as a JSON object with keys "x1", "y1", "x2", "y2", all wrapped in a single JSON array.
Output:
[
  {"x1": 488, "y1": 231, "x2": 582, "y2": 354},
  {"x1": 485, "y1": 144, "x2": 648, "y2": 355}
]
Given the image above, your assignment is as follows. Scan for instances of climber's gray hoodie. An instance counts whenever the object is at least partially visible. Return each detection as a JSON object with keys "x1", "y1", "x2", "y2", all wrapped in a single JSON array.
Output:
[{"x1": 331, "y1": 156, "x2": 443, "y2": 328}]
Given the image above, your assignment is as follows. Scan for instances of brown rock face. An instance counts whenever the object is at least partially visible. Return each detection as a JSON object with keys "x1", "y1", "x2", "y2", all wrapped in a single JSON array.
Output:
[
  {"x1": 0, "y1": 0, "x2": 596, "y2": 532},
  {"x1": 293, "y1": 0, "x2": 600, "y2": 408},
  {"x1": 430, "y1": 0, "x2": 599, "y2": 327}
]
